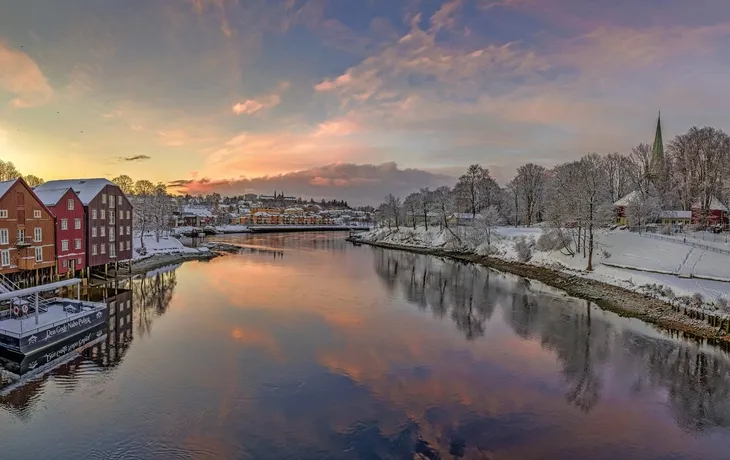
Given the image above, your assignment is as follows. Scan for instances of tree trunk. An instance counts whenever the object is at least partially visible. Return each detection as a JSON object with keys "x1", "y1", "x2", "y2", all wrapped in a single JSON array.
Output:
[{"x1": 424, "y1": 212, "x2": 428, "y2": 231}]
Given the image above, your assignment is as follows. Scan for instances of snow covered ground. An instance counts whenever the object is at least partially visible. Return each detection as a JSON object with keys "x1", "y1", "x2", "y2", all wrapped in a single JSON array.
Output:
[
  {"x1": 171, "y1": 225, "x2": 250, "y2": 235},
  {"x1": 356, "y1": 226, "x2": 730, "y2": 302},
  {"x1": 132, "y1": 233, "x2": 208, "y2": 260}
]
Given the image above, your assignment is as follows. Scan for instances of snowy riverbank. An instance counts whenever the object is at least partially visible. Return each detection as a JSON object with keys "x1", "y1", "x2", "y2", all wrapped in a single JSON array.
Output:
[{"x1": 350, "y1": 226, "x2": 730, "y2": 342}]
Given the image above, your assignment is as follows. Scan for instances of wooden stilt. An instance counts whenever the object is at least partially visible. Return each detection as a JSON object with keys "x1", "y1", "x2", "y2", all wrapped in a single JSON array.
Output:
[{"x1": 105, "y1": 263, "x2": 108, "y2": 280}]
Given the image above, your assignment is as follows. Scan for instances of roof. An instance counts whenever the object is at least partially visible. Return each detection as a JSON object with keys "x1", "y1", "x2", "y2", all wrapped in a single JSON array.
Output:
[
  {"x1": 613, "y1": 190, "x2": 640, "y2": 207},
  {"x1": 33, "y1": 187, "x2": 72, "y2": 206},
  {"x1": 182, "y1": 206, "x2": 213, "y2": 217},
  {"x1": 34, "y1": 179, "x2": 116, "y2": 205},
  {"x1": 692, "y1": 197, "x2": 729, "y2": 212},
  {"x1": 450, "y1": 213, "x2": 475, "y2": 219},
  {"x1": 0, "y1": 179, "x2": 18, "y2": 200},
  {"x1": 659, "y1": 210, "x2": 692, "y2": 219}
]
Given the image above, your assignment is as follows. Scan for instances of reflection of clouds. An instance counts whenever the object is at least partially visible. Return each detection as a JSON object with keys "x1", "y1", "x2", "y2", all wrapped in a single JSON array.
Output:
[{"x1": 230, "y1": 326, "x2": 283, "y2": 361}]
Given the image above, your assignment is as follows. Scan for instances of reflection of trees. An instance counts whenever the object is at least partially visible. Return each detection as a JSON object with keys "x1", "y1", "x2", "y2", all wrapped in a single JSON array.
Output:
[
  {"x1": 374, "y1": 249, "x2": 501, "y2": 340},
  {"x1": 373, "y1": 249, "x2": 730, "y2": 430},
  {"x1": 133, "y1": 269, "x2": 178, "y2": 337}
]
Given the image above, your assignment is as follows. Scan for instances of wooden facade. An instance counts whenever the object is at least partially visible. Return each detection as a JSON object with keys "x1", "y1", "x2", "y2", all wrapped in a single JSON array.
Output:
[
  {"x1": 35, "y1": 179, "x2": 133, "y2": 269},
  {"x1": 35, "y1": 187, "x2": 87, "y2": 276},
  {"x1": 0, "y1": 178, "x2": 56, "y2": 277}
]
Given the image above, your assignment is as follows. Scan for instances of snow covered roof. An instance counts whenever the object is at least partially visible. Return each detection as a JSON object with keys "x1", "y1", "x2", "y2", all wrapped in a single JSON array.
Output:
[
  {"x1": 692, "y1": 197, "x2": 729, "y2": 212},
  {"x1": 659, "y1": 210, "x2": 692, "y2": 219},
  {"x1": 34, "y1": 179, "x2": 116, "y2": 205},
  {"x1": 33, "y1": 187, "x2": 72, "y2": 206},
  {"x1": 613, "y1": 190, "x2": 640, "y2": 207},
  {"x1": 0, "y1": 179, "x2": 18, "y2": 200},
  {"x1": 450, "y1": 213, "x2": 475, "y2": 219},
  {"x1": 182, "y1": 206, "x2": 213, "y2": 217}
]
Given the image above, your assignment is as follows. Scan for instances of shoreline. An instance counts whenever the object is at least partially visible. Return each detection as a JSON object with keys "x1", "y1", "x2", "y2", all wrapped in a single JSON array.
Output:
[
  {"x1": 120, "y1": 242, "x2": 243, "y2": 279},
  {"x1": 348, "y1": 237, "x2": 730, "y2": 345}
]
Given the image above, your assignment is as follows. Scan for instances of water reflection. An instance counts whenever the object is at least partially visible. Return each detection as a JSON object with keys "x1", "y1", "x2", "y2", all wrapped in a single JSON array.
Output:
[
  {"x1": 0, "y1": 267, "x2": 176, "y2": 418},
  {"x1": 374, "y1": 247, "x2": 730, "y2": 431}
]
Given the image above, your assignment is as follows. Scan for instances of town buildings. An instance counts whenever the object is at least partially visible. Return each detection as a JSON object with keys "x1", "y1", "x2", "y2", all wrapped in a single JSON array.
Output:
[
  {"x1": 35, "y1": 179, "x2": 134, "y2": 271},
  {"x1": 0, "y1": 178, "x2": 57, "y2": 282},
  {"x1": 34, "y1": 187, "x2": 86, "y2": 277}
]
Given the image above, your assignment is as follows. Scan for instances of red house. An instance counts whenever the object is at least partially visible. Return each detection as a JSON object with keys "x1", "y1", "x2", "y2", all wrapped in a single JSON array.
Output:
[
  {"x1": 691, "y1": 197, "x2": 729, "y2": 227},
  {"x1": 33, "y1": 187, "x2": 86, "y2": 276}
]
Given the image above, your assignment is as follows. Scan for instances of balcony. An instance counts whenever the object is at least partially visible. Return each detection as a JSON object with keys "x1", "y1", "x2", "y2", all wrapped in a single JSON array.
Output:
[
  {"x1": 18, "y1": 258, "x2": 35, "y2": 270},
  {"x1": 16, "y1": 237, "x2": 32, "y2": 248}
]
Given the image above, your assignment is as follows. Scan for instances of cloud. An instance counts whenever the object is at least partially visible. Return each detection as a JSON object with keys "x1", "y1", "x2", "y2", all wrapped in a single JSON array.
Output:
[
  {"x1": 0, "y1": 41, "x2": 53, "y2": 108},
  {"x1": 121, "y1": 154, "x2": 151, "y2": 162},
  {"x1": 169, "y1": 162, "x2": 454, "y2": 205},
  {"x1": 232, "y1": 81, "x2": 289, "y2": 116}
]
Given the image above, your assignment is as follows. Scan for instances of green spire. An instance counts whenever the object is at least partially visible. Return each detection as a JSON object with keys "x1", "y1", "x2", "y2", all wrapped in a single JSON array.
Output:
[{"x1": 650, "y1": 111, "x2": 664, "y2": 175}]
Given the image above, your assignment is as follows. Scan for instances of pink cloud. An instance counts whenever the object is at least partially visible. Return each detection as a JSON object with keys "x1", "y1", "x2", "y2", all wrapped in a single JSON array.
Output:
[
  {"x1": 0, "y1": 41, "x2": 53, "y2": 108},
  {"x1": 232, "y1": 81, "x2": 289, "y2": 116}
]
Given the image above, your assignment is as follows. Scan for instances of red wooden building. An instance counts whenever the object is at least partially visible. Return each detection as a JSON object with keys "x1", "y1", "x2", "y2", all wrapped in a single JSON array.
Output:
[
  {"x1": 34, "y1": 187, "x2": 86, "y2": 276},
  {"x1": 0, "y1": 178, "x2": 57, "y2": 281},
  {"x1": 691, "y1": 197, "x2": 729, "y2": 227},
  {"x1": 34, "y1": 179, "x2": 133, "y2": 271}
]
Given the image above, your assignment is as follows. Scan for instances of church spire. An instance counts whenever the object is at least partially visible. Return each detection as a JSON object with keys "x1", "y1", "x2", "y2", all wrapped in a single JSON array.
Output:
[{"x1": 650, "y1": 111, "x2": 664, "y2": 176}]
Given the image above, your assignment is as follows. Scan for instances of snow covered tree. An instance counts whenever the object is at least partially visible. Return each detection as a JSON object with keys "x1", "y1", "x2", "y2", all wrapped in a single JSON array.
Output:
[
  {"x1": 432, "y1": 186, "x2": 454, "y2": 230},
  {"x1": 513, "y1": 163, "x2": 547, "y2": 226},
  {"x1": 419, "y1": 187, "x2": 433, "y2": 230},
  {"x1": 574, "y1": 154, "x2": 612, "y2": 271},
  {"x1": 384, "y1": 194, "x2": 402, "y2": 230},
  {"x1": 625, "y1": 189, "x2": 662, "y2": 232},
  {"x1": 151, "y1": 183, "x2": 174, "y2": 242},
  {"x1": 403, "y1": 192, "x2": 420, "y2": 229},
  {"x1": 453, "y1": 164, "x2": 499, "y2": 218},
  {"x1": 473, "y1": 205, "x2": 504, "y2": 248},
  {"x1": 604, "y1": 152, "x2": 634, "y2": 204}
]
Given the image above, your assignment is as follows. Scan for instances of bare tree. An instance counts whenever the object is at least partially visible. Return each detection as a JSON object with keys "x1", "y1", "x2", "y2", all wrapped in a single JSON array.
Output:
[
  {"x1": 133, "y1": 180, "x2": 156, "y2": 250},
  {"x1": 626, "y1": 190, "x2": 662, "y2": 233},
  {"x1": 0, "y1": 159, "x2": 20, "y2": 181},
  {"x1": 513, "y1": 163, "x2": 547, "y2": 226},
  {"x1": 151, "y1": 183, "x2": 174, "y2": 242},
  {"x1": 23, "y1": 174, "x2": 44, "y2": 187},
  {"x1": 453, "y1": 164, "x2": 499, "y2": 218},
  {"x1": 113, "y1": 175, "x2": 135, "y2": 195}
]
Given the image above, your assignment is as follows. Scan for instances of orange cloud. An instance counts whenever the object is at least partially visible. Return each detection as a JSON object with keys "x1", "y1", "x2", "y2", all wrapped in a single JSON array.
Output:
[
  {"x1": 0, "y1": 41, "x2": 53, "y2": 108},
  {"x1": 232, "y1": 81, "x2": 289, "y2": 116}
]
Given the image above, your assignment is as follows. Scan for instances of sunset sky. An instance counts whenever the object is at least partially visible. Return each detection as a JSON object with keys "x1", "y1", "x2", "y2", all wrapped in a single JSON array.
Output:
[{"x1": 2, "y1": 0, "x2": 730, "y2": 203}]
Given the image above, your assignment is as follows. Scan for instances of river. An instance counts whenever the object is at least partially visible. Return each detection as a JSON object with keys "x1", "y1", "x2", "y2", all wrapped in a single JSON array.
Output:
[{"x1": 1, "y1": 232, "x2": 730, "y2": 459}]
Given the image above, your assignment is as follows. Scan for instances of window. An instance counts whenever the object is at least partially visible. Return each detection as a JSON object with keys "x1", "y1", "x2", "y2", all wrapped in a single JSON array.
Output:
[
  {"x1": 109, "y1": 212, "x2": 115, "y2": 225},
  {"x1": 17, "y1": 228, "x2": 24, "y2": 242},
  {"x1": 61, "y1": 240, "x2": 69, "y2": 251},
  {"x1": 117, "y1": 195, "x2": 122, "y2": 205},
  {"x1": 119, "y1": 210, "x2": 123, "y2": 220},
  {"x1": 100, "y1": 227, "x2": 106, "y2": 237},
  {"x1": 102, "y1": 194, "x2": 107, "y2": 204},
  {"x1": 91, "y1": 209, "x2": 97, "y2": 220},
  {"x1": 91, "y1": 227, "x2": 97, "y2": 237},
  {"x1": 34, "y1": 228, "x2": 42, "y2": 242},
  {"x1": 62, "y1": 259, "x2": 68, "y2": 268},
  {"x1": 0, "y1": 250, "x2": 9, "y2": 267},
  {"x1": 126, "y1": 240, "x2": 131, "y2": 250},
  {"x1": 101, "y1": 209, "x2": 106, "y2": 219},
  {"x1": 126, "y1": 210, "x2": 130, "y2": 220},
  {"x1": 126, "y1": 226, "x2": 131, "y2": 235},
  {"x1": 109, "y1": 196, "x2": 115, "y2": 208},
  {"x1": 0, "y1": 229, "x2": 7, "y2": 245},
  {"x1": 77, "y1": 257, "x2": 82, "y2": 265},
  {"x1": 100, "y1": 244, "x2": 105, "y2": 254},
  {"x1": 119, "y1": 241, "x2": 124, "y2": 252},
  {"x1": 67, "y1": 199, "x2": 74, "y2": 211},
  {"x1": 109, "y1": 244, "x2": 116, "y2": 258},
  {"x1": 61, "y1": 218, "x2": 68, "y2": 230},
  {"x1": 0, "y1": 210, "x2": 7, "y2": 218},
  {"x1": 74, "y1": 218, "x2": 81, "y2": 230},
  {"x1": 33, "y1": 210, "x2": 41, "y2": 219},
  {"x1": 75, "y1": 238, "x2": 81, "y2": 250},
  {"x1": 35, "y1": 246, "x2": 42, "y2": 262},
  {"x1": 92, "y1": 244, "x2": 98, "y2": 255},
  {"x1": 109, "y1": 227, "x2": 115, "y2": 241}
]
